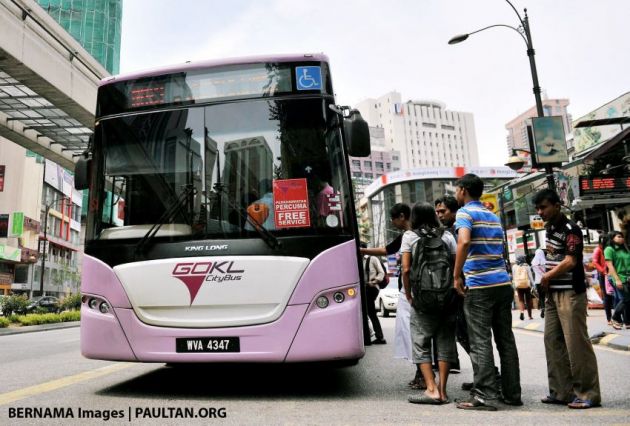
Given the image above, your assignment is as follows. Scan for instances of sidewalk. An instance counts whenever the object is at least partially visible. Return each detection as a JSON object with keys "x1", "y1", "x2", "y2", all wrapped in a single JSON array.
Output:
[
  {"x1": 0, "y1": 321, "x2": 80, "y2": 336},
  {"x1": 511, "y1": 308, "x2": 630, "y2": 351}
]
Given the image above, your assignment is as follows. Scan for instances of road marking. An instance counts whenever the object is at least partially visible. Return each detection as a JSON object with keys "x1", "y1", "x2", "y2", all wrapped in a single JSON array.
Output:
[
  {"x1": 524, "y1": 322, "x2": 541, "y2": 330},
  {"x1": 0, "y1": 363, "x2": 134, "y2": 406},
  {"x1": 513, "y1": 329, "x2": 630, "y2": 356},
  {"x1": 599, "y1": 333, "x2": 619, "y2": 345}
]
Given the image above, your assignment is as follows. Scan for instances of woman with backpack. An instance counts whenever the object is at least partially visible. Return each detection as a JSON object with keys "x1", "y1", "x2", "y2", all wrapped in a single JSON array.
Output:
[
  {"x1": 402, "y1": 202, "x2": 457, "y2": 405},
  {"x1": 512, "y1": 256, "x2": 534, "y2": 320}
]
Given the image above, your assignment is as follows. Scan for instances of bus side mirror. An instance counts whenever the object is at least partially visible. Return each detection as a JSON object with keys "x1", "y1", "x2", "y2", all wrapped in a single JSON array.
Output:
[
  {"x1": 75, "y1": 154, "x2": 91, "y2": 190},
  {"x1": 344, "y1": 109, "x2": 371, "y2": 157}
]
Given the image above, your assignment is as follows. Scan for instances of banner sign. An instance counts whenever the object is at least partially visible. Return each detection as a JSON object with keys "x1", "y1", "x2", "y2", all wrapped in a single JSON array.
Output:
[
  {"x1": 273, "y1": 179, "x2": 311, "y2": 228},
  {"x1": 480, "y1": 194, "x2": 498, "y2": 213},
  {"x1": 9, "y1": 212, "x2": 24, "y2": 237},
  {"x1": 0, "y1": 244, "x2": 21, "y2": 261},
  {"x1": 532, "y1": 116, "x2": 568, "y2": 165},
  {"x1": 0, "y1": 165, "x2": 4, "y2": 192}
]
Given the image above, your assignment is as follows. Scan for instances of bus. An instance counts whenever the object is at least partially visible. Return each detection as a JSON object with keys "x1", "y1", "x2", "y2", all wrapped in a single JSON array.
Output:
[{"x1": 75, "y1": 54, "x2": 371, "y2": 364}]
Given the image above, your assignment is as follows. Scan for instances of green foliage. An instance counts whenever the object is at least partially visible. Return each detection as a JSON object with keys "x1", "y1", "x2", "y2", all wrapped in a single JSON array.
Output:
[
  {"x1": 0, "y1": 294, "x2": 29, "y2": 316},
  {"x1": 60, "y1": 293, "x2": 82, "y2": 311},
  {"x1": 0, "y1": 317, "x2": 9, "y2": 328},
  {"x1": 59, "y1": 311, "x2": 80, "y2": 322},
  {"x1": 7, "y1": 314, "x2": 19, "y2": 323},
  {"x1": 11, "y1": 311, "x2": 80, "y2": 326},
  {"x1": 16, "y1": 313, "x2": 61, "y2": 326}
]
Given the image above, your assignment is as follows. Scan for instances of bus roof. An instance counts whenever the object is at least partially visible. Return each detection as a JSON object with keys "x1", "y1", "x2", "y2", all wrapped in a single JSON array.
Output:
[{"x1": 99, "y1": 53, "x2": 330, "y2": 87}]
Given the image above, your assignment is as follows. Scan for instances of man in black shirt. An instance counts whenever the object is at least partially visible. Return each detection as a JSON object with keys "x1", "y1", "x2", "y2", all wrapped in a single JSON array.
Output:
[
  {"x1": 533, "y1": 189, "x2": 601, "y2": 409},
  {"x1": 361, "y1": 203, "x2": 411, "y2": 261}
]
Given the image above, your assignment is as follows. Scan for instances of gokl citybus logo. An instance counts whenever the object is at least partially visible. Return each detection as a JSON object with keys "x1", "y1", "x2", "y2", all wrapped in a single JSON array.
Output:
[{"x1": 172, "y1": 261, "x2": 245, "y2": 304}]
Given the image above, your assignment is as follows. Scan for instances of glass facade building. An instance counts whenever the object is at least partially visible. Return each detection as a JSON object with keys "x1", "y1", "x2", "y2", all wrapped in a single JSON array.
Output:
[{"x1": 36, "y1": 0, "x2": 122, "y2": 74}]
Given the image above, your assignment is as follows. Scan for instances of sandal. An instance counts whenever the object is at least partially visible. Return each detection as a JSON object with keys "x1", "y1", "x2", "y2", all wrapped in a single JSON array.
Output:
[
  {"x1": 455, "y1": 396, "x2": 497, "y2": 411},
  {"x1": 568, "y1": 398, "x2": 600, "y2": 409},
  {"x1": 541, "y1": 395, "x2": 571, "y2": 405},
  {"x1": 410, "y1": 379, "x2": 427, "y2": 390},
  {"x1": 408, "y1": 393, "x2": 443, "y2": 405},
  {"x1": 408, "y1": 370, "x2": 422, "y2": 387}
]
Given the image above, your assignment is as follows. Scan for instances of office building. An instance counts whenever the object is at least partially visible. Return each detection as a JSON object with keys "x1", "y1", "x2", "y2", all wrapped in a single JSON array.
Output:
[
  {"x1": 355, "y1": 91, "x2": 479, "y2": 170},
  {"x1": 36, "y1": 0, "x2": 122, "y2": 74}
]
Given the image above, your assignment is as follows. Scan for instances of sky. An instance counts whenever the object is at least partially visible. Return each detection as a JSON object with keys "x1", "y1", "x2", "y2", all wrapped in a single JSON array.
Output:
[{"x1": 119, "y1": 0, "x2": 629, "y2": 167}]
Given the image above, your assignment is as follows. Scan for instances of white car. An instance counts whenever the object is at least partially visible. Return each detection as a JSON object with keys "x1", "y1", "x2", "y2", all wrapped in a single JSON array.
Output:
[{"x1": 375, "y1": 277, "x2": 399, "y2": 317}]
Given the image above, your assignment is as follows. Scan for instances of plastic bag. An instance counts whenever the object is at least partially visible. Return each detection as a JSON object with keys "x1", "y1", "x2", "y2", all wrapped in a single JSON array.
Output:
[{"x1": 586, "y1": 287, "x2": 603, "y2": 305}]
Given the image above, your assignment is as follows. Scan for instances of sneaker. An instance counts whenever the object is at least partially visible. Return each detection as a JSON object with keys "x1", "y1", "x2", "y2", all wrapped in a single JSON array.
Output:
[
  {"x1": 519, "y1": 313, "x2": 524, "y2": 321},
  {"x1": 372, "y1": 338, "x2": 387, "y2": 345}
]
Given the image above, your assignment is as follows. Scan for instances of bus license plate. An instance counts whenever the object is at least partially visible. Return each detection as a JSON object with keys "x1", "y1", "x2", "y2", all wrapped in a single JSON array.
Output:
[{"x1": 176, "y1": 337, "x2": 240, "y2": 353}]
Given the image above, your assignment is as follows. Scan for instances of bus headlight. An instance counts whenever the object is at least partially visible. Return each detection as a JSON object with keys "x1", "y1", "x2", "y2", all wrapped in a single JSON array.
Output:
[
  {"x1": 333, "y1": 292, "x2": 345, "y2": 303},
  {"x1": 88, "y1": 298, "x2": 99, "y2": 310},
  {"x1": 316, "y1": 296, "x2": 329, "y2": 309},
  {"x1": 99, "y1": 302, "x2": 110, "y2": 314}
]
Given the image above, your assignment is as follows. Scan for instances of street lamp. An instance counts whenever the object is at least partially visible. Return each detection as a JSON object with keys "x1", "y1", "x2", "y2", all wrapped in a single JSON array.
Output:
[
  {"x1": 505, "y1": 148, "x2": 532, "y2": 171},
  {"x1": 37, "y1": 196, "x2": 67, "y2": 297},
  {"x1": 448, "y1": 0, "x2": 556, "y2": 191}
]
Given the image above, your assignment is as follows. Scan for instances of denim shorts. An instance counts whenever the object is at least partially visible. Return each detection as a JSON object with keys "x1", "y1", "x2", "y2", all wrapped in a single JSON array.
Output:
[{"x1": 410, "y1": 308, "x2": 457, "y2": 364}]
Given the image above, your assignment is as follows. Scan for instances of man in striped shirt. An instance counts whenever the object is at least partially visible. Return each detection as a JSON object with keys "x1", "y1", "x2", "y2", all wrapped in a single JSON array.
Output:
[
  {"x1": 533, "y1": 189, "x2": 601, "y2": 409},
  {"x1": 453, "y1": 174, "x2": 521, "y2": 411}
]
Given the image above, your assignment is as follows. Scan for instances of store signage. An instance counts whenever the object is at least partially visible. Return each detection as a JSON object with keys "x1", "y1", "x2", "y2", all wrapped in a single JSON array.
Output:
[
  {"x1": 579, "y1": 175, "x2": 630, "y2": 195},
  {"x1": 0, "y1": 165, "x2": 5, "y2": 191}
]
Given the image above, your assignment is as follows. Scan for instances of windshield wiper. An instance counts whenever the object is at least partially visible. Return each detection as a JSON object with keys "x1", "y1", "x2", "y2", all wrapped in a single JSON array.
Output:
[
  {"x1": 134, "y1": 185, "x2": 196, "y2": 257},
  {"x1": 213, "y1": 182, "x2": 281, "y2": 250}
]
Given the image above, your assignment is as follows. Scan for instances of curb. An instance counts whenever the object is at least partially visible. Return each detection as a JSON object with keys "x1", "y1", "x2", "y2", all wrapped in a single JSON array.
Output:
[
  {"x1": 0, "y1": 321, "x2": 80, "y2": 336},
  {"x1": 512, "y1": 320, "x2": 630, "y2": 351}
]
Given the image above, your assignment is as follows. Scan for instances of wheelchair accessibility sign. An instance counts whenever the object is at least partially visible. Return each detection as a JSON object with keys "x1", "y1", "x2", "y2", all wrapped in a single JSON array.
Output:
[{"x1": 296, "y1": 66, "x2": 322, "y2": 91}]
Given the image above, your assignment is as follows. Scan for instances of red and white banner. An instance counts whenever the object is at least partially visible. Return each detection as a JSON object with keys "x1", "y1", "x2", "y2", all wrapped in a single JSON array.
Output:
[{"x1": 273, "y1": 179, "x2": 311, "y2": 228}]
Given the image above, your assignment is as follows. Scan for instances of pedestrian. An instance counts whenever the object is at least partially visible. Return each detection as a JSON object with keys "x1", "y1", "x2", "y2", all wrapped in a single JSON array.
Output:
[
  {"x1": 403, "y1": 202, "x2": 457, "y2": 405},
  {"x1": 592, "y1": 234, "x2": 613, "y2": 325},
  {"x1": 360, "y1": 204, "x2": 422, "y2": 385},
  {"x1": 512, "y1": 255, "x2": 534, "y2": 320},
  {"x1": 606, "y1": 231, "x2": 630, "y2": 330},
  {"x1": 361, "y1": 242, "x2": 387, "y2": 344},
  {"x1": 453, "y1": 174, "x2": 521, "y2": 411},
  {"x1": 436, "y1": 196, "x2": 471, "y2": 384},
  {"x1": 531, "y1": 248, "x2": 546, "y2": 318},
  {"x1": 533, "y1": 188, "x2": 601, "y2": 409}
]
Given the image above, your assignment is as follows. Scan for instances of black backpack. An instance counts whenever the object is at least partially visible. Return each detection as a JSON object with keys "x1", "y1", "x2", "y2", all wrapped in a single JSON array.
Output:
[
  {"x1": 364, "y1": 256, "x2": 389, "y2": 289},
  {"x1": 410, "y1": 228, "x2": 455, "y2": 313}
]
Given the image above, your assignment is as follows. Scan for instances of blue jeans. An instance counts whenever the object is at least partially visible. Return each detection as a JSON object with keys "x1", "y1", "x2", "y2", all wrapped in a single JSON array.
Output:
[{"x1": 464, "y1": 285, "x2": 521, "y2": 401}]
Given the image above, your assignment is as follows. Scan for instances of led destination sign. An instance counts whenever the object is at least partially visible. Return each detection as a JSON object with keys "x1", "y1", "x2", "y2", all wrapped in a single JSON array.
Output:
[
  {"x1": 128, "y1": 66, "x2": 293, "y2": 109},
  {"x1": 579, "y1": 175, "x2": 630, "y2": 195},
  {"x1": 98, "y1": 62, "x2": 330, "y2": 117}
]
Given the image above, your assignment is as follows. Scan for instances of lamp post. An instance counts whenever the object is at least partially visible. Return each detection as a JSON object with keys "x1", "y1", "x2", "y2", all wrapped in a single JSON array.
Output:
[
  {"x1": 449, "y1": 0, "x2": 556, "y2": 191},
  {"x1": 37, "y1": 197, "x2": 66, "y2": 297}
]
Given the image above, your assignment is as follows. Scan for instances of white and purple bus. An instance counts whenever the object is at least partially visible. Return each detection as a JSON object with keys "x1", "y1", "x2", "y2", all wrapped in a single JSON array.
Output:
[{"x1": 75, "y1": 54, "x2": 372, "y2": 365}]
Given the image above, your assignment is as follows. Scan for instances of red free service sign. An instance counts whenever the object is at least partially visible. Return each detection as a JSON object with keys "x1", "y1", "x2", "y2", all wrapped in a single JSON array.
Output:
[{"x1": 273, "y1": 178, "x2": 311, "y2": 228}]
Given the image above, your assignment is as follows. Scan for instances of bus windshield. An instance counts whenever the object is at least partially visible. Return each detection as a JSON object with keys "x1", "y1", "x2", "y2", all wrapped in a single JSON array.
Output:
[{"x1": 90, "y1": 97, "x2": 352, "y2": 242}]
